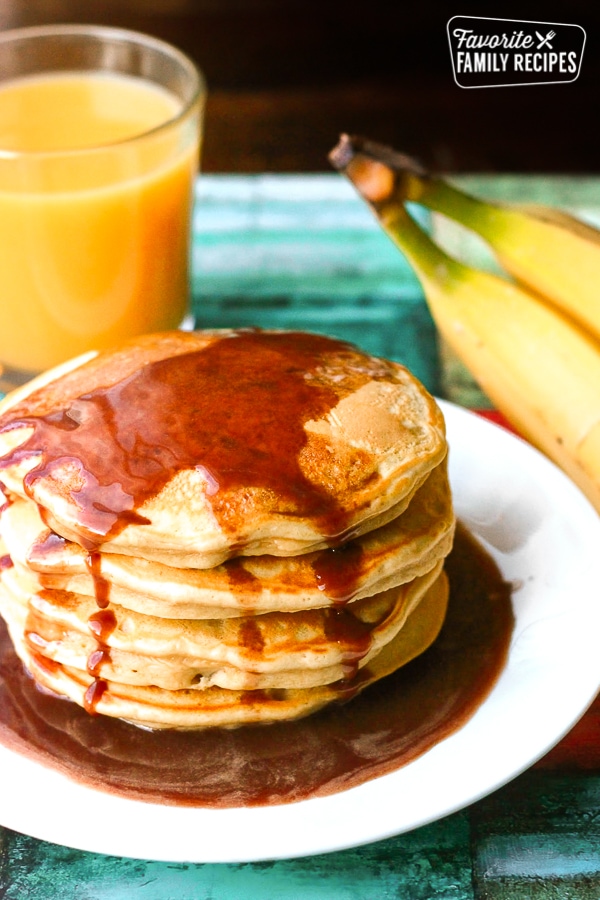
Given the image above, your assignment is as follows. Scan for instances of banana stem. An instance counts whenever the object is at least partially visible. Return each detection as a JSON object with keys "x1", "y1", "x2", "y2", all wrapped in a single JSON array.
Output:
[
  {"x1": 329, "y1": 133, "x2": 426, "y2": 205},
  {"x1": 328, "y1": 136, "x2": 466, "y2": 295},
  {"x1": 378, "y1": 205, "x2": 464, "y2": 295},
  {"x1": 417, "y1": 177, "x2": 509, "y2": 241},
  {"x1": 329, "y1": 133, "x2": 501, "y2": 238}
]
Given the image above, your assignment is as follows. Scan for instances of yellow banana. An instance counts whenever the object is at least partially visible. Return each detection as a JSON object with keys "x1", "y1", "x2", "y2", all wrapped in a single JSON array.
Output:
[
  {"x1": 329, "y1": 134, "x2": 600, "y2": 343},
  {"x1": 329, "y1": 136, "x2": 600, "y2": 513}
]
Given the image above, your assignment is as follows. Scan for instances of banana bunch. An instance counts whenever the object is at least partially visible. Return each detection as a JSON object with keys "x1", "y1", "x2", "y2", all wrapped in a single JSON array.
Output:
[{"x1": 329, "y1": 134, "x2": 600, "y2": 514}]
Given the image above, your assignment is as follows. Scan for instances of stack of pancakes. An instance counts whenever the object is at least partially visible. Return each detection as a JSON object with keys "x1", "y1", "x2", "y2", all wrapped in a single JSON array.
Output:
[{"x1": 0, "y1": 329, "x2": 455, "y2": 730}]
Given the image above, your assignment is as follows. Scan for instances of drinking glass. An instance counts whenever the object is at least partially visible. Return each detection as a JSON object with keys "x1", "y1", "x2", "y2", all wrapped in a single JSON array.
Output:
[{"x1": 0, "y1": 24, "x2": 205, "y2": 391}]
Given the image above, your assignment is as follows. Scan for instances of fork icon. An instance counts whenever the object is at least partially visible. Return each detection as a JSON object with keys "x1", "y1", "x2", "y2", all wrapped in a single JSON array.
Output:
[{"x1": 536, "y1": 29, "x2": 556, "y2": 48}]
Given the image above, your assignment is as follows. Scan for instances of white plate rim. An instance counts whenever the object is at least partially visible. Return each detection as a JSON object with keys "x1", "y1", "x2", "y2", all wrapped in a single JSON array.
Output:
[{"x1": 1, "y1": 399, "x2": 599, "y2": 863}]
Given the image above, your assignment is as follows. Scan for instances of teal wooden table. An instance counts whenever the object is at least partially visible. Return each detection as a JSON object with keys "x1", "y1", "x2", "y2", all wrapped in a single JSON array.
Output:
[{"x1": 1, "y1": 174, "x2": 599, "y2": 899}]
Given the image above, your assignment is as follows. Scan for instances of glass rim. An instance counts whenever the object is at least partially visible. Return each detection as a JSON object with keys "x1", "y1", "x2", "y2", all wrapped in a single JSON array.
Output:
[{"x1": 0, "y1": 23, "x2": 205, "y2": 161}]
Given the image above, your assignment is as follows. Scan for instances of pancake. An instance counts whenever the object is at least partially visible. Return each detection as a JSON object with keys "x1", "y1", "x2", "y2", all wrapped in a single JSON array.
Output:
[
  {"x1": 0, "y1": 328, "x2": 455, "y2": 730},
  {"x1": 0, "y1": 459, "x2": 454, "y2": 618},
  {"x1": 0, "y1": 329, "x2": 447, "y2": 566},
  {"x1": 0, "y1": 559, "x2": 442, "y2": 692},
  {"x1": 2, "y1": 569, "x2": 449, "y2": 729}
]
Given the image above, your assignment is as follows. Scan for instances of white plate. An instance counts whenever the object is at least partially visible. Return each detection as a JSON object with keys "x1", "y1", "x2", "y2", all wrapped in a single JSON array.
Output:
[{"x1": 1, "y1": 399, "x2": 600, "y2": 863}]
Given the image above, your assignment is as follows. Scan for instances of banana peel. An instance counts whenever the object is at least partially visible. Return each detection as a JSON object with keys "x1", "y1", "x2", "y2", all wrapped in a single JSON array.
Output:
[
  {"x1": 329, "y1": 134, "x2": 600, "y2": 513},
  {"x1": 330, "y1": 134, "x2": 600, "y2": 342}
]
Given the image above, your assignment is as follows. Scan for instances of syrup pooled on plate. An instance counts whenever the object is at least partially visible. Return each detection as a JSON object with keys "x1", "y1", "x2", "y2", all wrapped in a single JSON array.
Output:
[{"x1": 0, "y1": 524, "x2": 514, "y2": 806}]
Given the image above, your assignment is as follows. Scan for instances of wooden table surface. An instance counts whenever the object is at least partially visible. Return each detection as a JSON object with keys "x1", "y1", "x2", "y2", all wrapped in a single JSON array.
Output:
[{"x1": 0, "y1": 173, "x2": 599, "y2": 897}]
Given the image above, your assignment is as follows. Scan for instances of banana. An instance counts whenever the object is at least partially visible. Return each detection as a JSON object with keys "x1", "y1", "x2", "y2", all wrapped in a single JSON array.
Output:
[
  {"x1": 329, "y1": 136, "x2": 600, "y2": 513},
  {"x1": 329, "y1": 134, "x2": 600, "y2": 343}
]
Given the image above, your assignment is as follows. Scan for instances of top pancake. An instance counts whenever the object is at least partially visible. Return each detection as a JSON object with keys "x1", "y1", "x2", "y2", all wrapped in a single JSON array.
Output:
[{"x1": 0, "y1": 329, "x2": 447, "y2": 568}]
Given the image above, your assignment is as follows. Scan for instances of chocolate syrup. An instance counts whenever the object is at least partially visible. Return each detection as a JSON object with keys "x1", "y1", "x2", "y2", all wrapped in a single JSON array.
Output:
[
  {"x1": 85, "y1": 604, "x2": 118, "y2": 711},
  {"x1": 0, "y1": 525, "x2": 514, "y2": 807},
  {"x1": 0, "y1": 332, "x2": 397, "y2": 551},
  {"x1": 238, "y1": 617, "x2": 265, "y2": 655},
  {"x1": 311, "y1": 542, "x2": 366, "y2": 604},
  {"x1": 85, "y1": 552, "x2": 111, "y2": 609},
  {"x1": 0, "y1": 333, "x2": 513, "y2": 805},
  {"x1": 26, "y1": 529, "x2": 67, "y2": 565},
  {"x1": 83, "y1": 678, "x2": 108, "y2": 715},
  {"x1": 224, "y1": 558, "x2": 262, "y2": 595},
  {"x1": 87, "y1": 608, "x2": 117, "y2": 645},
  {"x1": 323, "y1": 606, "x2": 372, "y2": 662}
]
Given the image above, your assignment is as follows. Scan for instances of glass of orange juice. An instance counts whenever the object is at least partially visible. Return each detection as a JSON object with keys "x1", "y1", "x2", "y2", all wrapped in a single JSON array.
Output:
[{"x1": 0, "y1": 24, "x2": 205, "y2": 390}]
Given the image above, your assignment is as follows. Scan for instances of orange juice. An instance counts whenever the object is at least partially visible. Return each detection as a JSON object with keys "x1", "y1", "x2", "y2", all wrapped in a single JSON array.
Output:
[{"x1": 0, "y1": 70, "x2": 200, "y2": 375}]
